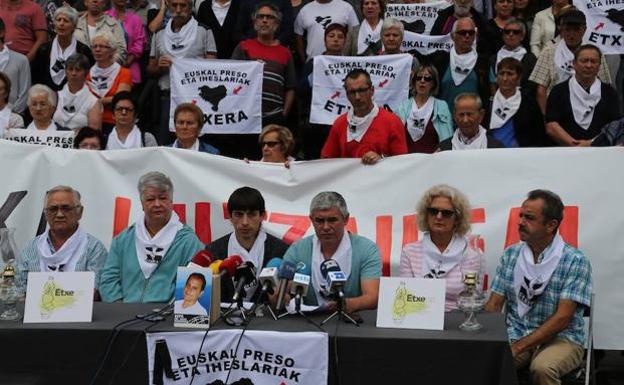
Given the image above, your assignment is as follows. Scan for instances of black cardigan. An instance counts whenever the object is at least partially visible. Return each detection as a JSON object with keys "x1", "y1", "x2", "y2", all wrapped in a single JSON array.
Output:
[
  {"x1": 197, "y1": 0, "x2": 241, "y2": 59},
  {"x1": 31, "y1": 40, "x2": 95, "y2": 92}
]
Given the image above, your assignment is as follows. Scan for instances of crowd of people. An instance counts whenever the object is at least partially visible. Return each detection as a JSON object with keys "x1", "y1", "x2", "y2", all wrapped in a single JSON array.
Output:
[{"x1": 0, "y1": 0, "x2": 621, "y2": 163}]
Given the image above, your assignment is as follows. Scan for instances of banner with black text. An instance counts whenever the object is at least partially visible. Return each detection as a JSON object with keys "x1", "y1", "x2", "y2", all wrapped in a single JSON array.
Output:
[
  {"x1": 401, "y1": 32, "x2": 452, "y2": 55},
  {"x1": 573, "y1": 0, "x2": 624, "y2": 54},
  {"x1": 2, "y1": 130, "x2": 74, "y2": 148},
  {"x1": 385, "y1": 1, "x2": 449, "y2": 34}
]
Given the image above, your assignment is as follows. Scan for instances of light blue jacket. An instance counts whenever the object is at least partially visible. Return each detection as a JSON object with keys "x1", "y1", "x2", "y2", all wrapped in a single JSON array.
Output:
[{"x1": 395, "y1": 97, "x2": 454, "y2": 142}]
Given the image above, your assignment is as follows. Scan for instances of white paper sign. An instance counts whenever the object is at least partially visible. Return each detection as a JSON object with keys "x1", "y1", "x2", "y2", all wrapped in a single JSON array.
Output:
[
  {"x1": 170, "y1": 59, "x2": 263, "y2": 134},
  {"x1": 174, "y1": 266, "x2": 212, "y2": 328},
  {"x1": 2, "y1": 129, "x2": 74, "y2": 148},
  {"x1": 574, "y1": 0, "x2": 624, "y2": 54},
  {"x1": 402, "y1": 31, "x2": 453, "y2": 55},
  {"x1": 310, "y1": 54, "x2": 412, "y2": 125},
  {"x1": 24, "y1": 271, "x2": 94, "y2": 323},
  {"x1": 376, "y1": 277, "x2": 445, "y2": 330},
  {"x1": 385, "y1": 1, "x2": 449, "y2": 34}
]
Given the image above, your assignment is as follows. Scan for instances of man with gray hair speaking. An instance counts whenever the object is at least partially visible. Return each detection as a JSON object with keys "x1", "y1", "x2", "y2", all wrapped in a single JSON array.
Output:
[{"x1": 100, "y1": 171, "x2": 204, "y2": 303}]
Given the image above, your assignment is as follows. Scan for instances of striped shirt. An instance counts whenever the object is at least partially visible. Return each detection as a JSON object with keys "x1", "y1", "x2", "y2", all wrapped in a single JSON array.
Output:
[{"x1": 490, "y1": 242, "x2": 592, "y2": 346}]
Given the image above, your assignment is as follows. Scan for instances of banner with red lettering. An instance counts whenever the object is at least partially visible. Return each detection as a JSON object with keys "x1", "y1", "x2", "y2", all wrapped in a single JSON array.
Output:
[
  {"x1": 573, "y1": 0, "x2": 624, "y2": 54},
  {"x1": 1, "y1": 141, "x2": 623, "y2": 349}
]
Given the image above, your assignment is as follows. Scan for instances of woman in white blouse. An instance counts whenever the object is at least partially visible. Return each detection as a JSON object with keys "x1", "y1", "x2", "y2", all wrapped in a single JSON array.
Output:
[
  {"x1": 344, "y1": 0, "x2": 385, "y2": 56},
  {"x1": 530, "y1": 0, "x2": 569, "y2": 56},
  {"x1": 26, "y1": 85, "x2": 70, "y2": 131},
  {"x1": 0, "y1": 73, "x2": 24, "y2": 137}
]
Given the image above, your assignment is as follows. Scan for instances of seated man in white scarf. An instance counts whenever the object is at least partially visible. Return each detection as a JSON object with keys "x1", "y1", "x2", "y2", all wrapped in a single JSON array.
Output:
[
  {"x1": 99, "y1": 171, "x2": 204, "y2": 303},
  {"x1": 207, "y1": 186, "x2": 288, "y2": 301},
  {"x1": 281, "y1": 191, "x2": 381, "y2": 313},
  {"x1": 545, "y1": 44, "x2": 621, "y2": 147},
  {"x1": 16, "y1": 186, "x2": 108, "y2": 298},
  {"x1": 485, "y1": 189, "x2": 592, "y2": 385},
  {"x1": 438, "y1": 93, "x2": 503, "y2": 151}
]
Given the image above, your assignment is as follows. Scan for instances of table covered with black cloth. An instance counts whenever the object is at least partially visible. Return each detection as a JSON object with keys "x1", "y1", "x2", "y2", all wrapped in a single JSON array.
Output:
[{"x1": 0, "y1": 302, "x2": 518, "y2": 385}]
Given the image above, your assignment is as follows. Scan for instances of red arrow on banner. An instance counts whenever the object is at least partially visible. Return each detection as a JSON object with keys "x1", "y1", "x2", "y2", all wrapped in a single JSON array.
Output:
[
  {"x1": 378, "y1": 79, "x2": 389, "y2": 88},
  {"x1": 233, "y1": 86, "x2": 243, "y2": 95},
  {"x1": 191, "y1": 99, "x2": 197, "y2": 104},
  {"x1": 595, "y1": 22, "x2": 604, "y2": 30},
  {"x1": 330, "y1": 91, "x2": 341, "y2": 99}
]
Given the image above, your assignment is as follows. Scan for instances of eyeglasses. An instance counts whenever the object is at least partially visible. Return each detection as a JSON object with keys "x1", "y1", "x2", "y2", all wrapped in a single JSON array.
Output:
[
  {"x1": 44, "y1": 205, "x2": 81, "y2": 215},
  {"x1": 346, "y1": 86, "x2": 371, "y2": 96},
  {"x1": 426, "y1": 207, "x2": 455, "y2": 218},
  {"x1": 415, "y1": 75, "x2": 433, "y2": 82},
  {"x1": 455, "y1": 29, "x2": 476, "y2": 37},
  {"x1": 114, "y1": 106, "x2": 135, "y2": 113},
  {"x1": 503, "y1": 29, "x2": 523, "y2": 35},
  {"x1": 312, "y1": 216, "x2": 341, "y2": 225},
  {"x1": 261, "y1": 141, "x2": 280, "y2": 148},
  {"x1": 256, "y1": 13, "x2": 277, "y2": 20}
]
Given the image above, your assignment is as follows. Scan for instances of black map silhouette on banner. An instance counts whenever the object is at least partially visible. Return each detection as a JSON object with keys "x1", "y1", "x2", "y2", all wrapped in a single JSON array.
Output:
[
  {"x1": 401, "y1": 19, "x2": 426, "y2": 34},
  {"x1": 206, "y1": 378, "x2": 254, "y2": 385},
  {"x1": 198, "y1": 85, "x2": 227, "y2": 111},
  {"x1": 606, "y1": 8, "x2": 624, "y2": 31}
]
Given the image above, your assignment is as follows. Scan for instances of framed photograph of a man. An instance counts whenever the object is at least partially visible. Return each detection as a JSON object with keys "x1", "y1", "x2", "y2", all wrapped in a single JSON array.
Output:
[{"x1": 174, "y1": 267, "x2": 212, "y2": 328}]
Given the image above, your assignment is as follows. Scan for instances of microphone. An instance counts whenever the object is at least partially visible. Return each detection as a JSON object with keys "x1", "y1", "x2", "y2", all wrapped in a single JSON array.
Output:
[
  {"x1": 258, "y1": 258, "x2": 283, "y2": 296},
  {"x1": 291, "y1": 273, "x2": 310, "y2": 312},
  {"x1": 320, "y1": 259, "x2": 347, "y2": 300},
  {"x1": 208, "y1": 260, "x2": 222, "y2": 275},
  {"x1": 231, "y1": 261, "x2": 257, "y2": 303},
  {"x1": 218, "y1": 255, "x2": 243, "y2": 279},
  {"x1": 187, "y1": 250, "x2": 214, "y2": 268},
  {"x1": 275, "y1": 261, "x2": 296, "y2": 311}
]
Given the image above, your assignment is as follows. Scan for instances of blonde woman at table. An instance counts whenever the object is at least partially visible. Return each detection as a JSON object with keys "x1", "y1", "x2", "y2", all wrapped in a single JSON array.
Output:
[{"x1": 399, "y1": 184, "x2": 483, "y2": 311}]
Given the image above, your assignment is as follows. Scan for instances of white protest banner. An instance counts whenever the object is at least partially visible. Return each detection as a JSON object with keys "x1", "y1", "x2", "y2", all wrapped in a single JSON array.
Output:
[
  {"x1": 377, "y1": 277, "x2": 446, "y2": 330},
  {"x1": 170, "y1": 59, "x2": 263, "y2": 134},
  {"x1": 574, "y1": 0, "x2": 624, "y2": 54},
  {"x1": 2, "y1": 129, "x2": 74, "y2": 148},
  {"x1": 310, "y1": 54, "x2": 412, "y2": 124},
  {"x1": 385, "y1": 1, "x2": 449, "y2": 34},
  {"x1": 402, "y1": 31, "x2": 453, "y2": 55},
  {"x1": 1, "y1": 142, "x2": 624, "y2": 349},
  {"x1": 146, "y1": 330, "x2": 328, "y2": 384}
]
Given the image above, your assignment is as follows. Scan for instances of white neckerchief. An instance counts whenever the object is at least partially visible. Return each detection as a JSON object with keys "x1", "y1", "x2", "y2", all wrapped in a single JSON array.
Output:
[
  {"x1": 173, "y1": 139, "x2": 200, "y2": 151},
  {"x1": 0, "y1": 45, "x2": 10, "y2": 72},
  {"x1": 554, "y1": 40, "x2": 575, "y2": 84},
  {"x1": 107, "y1": 125, "x2": 142, "y2": 149},
  {"x1": 27, "y1": 121, "x2": 57, "y2": 131},
  {"x1": 89, "y1": 62, "x2": 121, "y2": 97},
  {"x1": 451, "y1": 126, "x2": 488, "y2": 150},
  {"x1": 346, "y1": 103, "x2": 379, "y2": 142},
  {"x1": 134, "y1": 212, "x2": 183, "y2": 279},
  {"x1": 357, "y1": 20, "x2": 382, "y2": 55},
  {"x1": 163, "y1": 17, "x2": 198, "y2": 58},
  {"x1": 569, "y1": 77, "x2": 601, "y2": 130},
  {"x1": 495, "y1": 46, "x2": 526, "y2": 74},
  {"x1": 36, "y1": 227, "x2": 88, "y2": 272},
  {"x1": 513, "y1": 234, "x2": 565, "y2": 317},
  {"x1": 406, "y1": 97, "x2": 434, "y2": 142},
  {"x1": 49, "y1": 36, "x2": 78, "y2": 85},
  {"x1": 490, "y1": 88, "x2": 522, "y2": 129},
  {"x1": 449, "y1": 46, "x2": 478, "y2": 86},
  {"x1": 421, "y1": 232, "x2": 468, "y2": 278},
  {"x1": 56, "y1": 84, "x2": 90, "y2": 125},
  {"x1": 0, "y1": 104, "x2": 11, "y2": 137},
  {"x1": 227, "y1": 228, "x2": 267, "y2": 272},
  {"x1": 311, "y1": 232, "x2": 352, "y2": 306}
]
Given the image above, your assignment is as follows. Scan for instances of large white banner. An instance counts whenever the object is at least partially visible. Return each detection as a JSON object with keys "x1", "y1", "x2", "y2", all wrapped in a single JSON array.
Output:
[
  {"x1": 2, "y1": 130, "x2": 74, "y2": 148},
  {"x1": 574, "y1": 0, "x2": 624, "y2": 54},
  {"x1": 1, "y1": 142, "x2": 623, "y2": 349},
  {"x1": 310, "y1": 54, "x2": 412, "y2": 125},
  {"x1": 170, "y1": 59, "x2": 263, "y2": 134},
  {"x1": 402, "y1": 32, "x2": 452, "y2": 55},
  {"x1": 385, "y1": 1, "x2": 449, "y2": 34},
  {"x1": 146, "y1": 330, "x2": 328, "y2": 384}
]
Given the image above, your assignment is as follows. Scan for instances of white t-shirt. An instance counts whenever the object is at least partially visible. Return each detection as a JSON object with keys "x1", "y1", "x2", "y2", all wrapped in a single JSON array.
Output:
[
  {"x1": 174, "y1": 299, "x2": 208, "y2": 315},
  {"x1": 294, "y1": 0, "x2": 359, "y2": 60}
]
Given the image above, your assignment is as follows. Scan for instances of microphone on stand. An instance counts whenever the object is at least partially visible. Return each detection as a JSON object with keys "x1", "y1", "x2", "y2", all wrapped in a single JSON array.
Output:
[{"x1": 275, "y1": 260, "x2": 296, "y2": 311}]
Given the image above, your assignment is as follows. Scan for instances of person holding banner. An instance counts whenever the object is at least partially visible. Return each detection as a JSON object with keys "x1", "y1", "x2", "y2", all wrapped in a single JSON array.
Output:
[
  {"x1": 99, "y1": 171, "x2": 204, "y2": 303},
  {"x1": 321, "y1": 68, "x2": 408, "y2": 164},
  {"x1": 485, "y1": 189, "x2": 592, "y2": 385},
  {"x1": 0, "y1": 17, "x2": 31, "y2": 114},
  {"x1": 344, "y1": 0, "x2": 385, "y2": 56},
  {"x1": 15, "y1": 186, "x2": 108, "y2": 295},
  {"x1": 282, "y1": 191, "x2": 381, "y2": 312},
  {"x1": 258, "y1": 124, "x2": 294, "y2": 163},
  {"x1": 25, "y1": 84, "x2": 70, "y2": 132},
  {"x1": 170, "y1": 103, "x2": 220, "y2": 154},
  {"x1": 395, "y1": 64, "x2": 453, "y2": 153},
  {"x1": 0, "y1": 73, "x2": 24, "y2": 136},
  {"x1": 399, "y1": 184, "x2": 483, "y2": 311},
  {"x1": 545, "y1": 44, "x2": 621, "y2": 146},
  {"x1": 106, "y1": 91, "x2": 158, "y2": 149}
]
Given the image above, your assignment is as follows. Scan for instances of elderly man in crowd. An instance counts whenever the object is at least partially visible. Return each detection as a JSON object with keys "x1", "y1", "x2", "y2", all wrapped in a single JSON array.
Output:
[
  {"x1": 282, "y1": 191, "x2": 381, "y2": 313},
  {"x1": 545, "y1": 44, "x2": 621, "y2": 146},
  {"x1": 147, "y1": 0, "x2": 217, "y2": 145},
  {"x1": 207, "y1": 186, "x2": 288, "y2": 301},
  {"x1": 439, "y1": 93, "x2": 503, "y2": 150},
  {"x1": 321, "y1": 69, "x2": 407, "y2": 164},
  {"x1": 529, "y1": 8, "x2": 611, "y2": 114},
  {"x1": 16, "y1": 186, "x2": 108, "y2": 294},
  {"x1": 74, "y1": 0, "x2": 127, "y2": 64},
  {"x1": 486, "y1": 189, "x2": 592, "y2": 385},
  {"x1": 100, "y1": 172, "x2": 204, "y2": 303},
  {"x1": 433, "y1": 17, "x2": 489, "y2": 115}
]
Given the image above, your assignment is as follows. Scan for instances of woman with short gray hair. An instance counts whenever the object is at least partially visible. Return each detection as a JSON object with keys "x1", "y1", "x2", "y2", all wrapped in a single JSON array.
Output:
[
  {"x1": 380, "y1": 17, "x2": 419, "y2": 80},
  {"x1": 31, "y1": 6, "x2": 95, "y2": 92},
  {"x1": 26, "y1": 84, "x2": 71, "y2": 131}
]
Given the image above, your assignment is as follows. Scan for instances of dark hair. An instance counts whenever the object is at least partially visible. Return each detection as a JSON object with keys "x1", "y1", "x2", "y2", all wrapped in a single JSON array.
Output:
[
  {"x1": 496, "y1": 57, "x2": 523, "y2": 76},
  {"x1": 227, "y1": 186, "x2": 266, "y2": 215},
  {"x1": 0, "y1": 17, "x2": 4, "y2": 31},
  {"x1": 574, "y1": 43, "x2": 602, "y2": 62},
  {"x1": 252, "y1": 1, "x2": 282, "y2": 23},
  {"x1": 186, "y1": 272, "x2": 206, "y2": 291},
  {"x1": 343, "y1": 69, "x2": 372, "y2": 88},
  {"x1": 0, "y1": 72, "x2": 11, "y2": 103},
  {"x1": 360, "y1": 0, "x2": 386, "y2": 19},
  {"x1": 73, "y1": 127, "x2": 105, "y2": 149},
  {"x1": 526, "y1": 189, "x2": 564, "y2": 231},
  {"x1": 112, "y1": 91, "x2": 135, "y2": 111},
  {"x1": 65, "y1": 53, "x2": 91, "y2": 72}
]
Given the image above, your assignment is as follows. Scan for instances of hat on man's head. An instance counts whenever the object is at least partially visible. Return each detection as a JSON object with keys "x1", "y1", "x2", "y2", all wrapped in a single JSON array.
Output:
[{"x1": 557, "y1": 8, "x2": 586, "y2": 25}]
